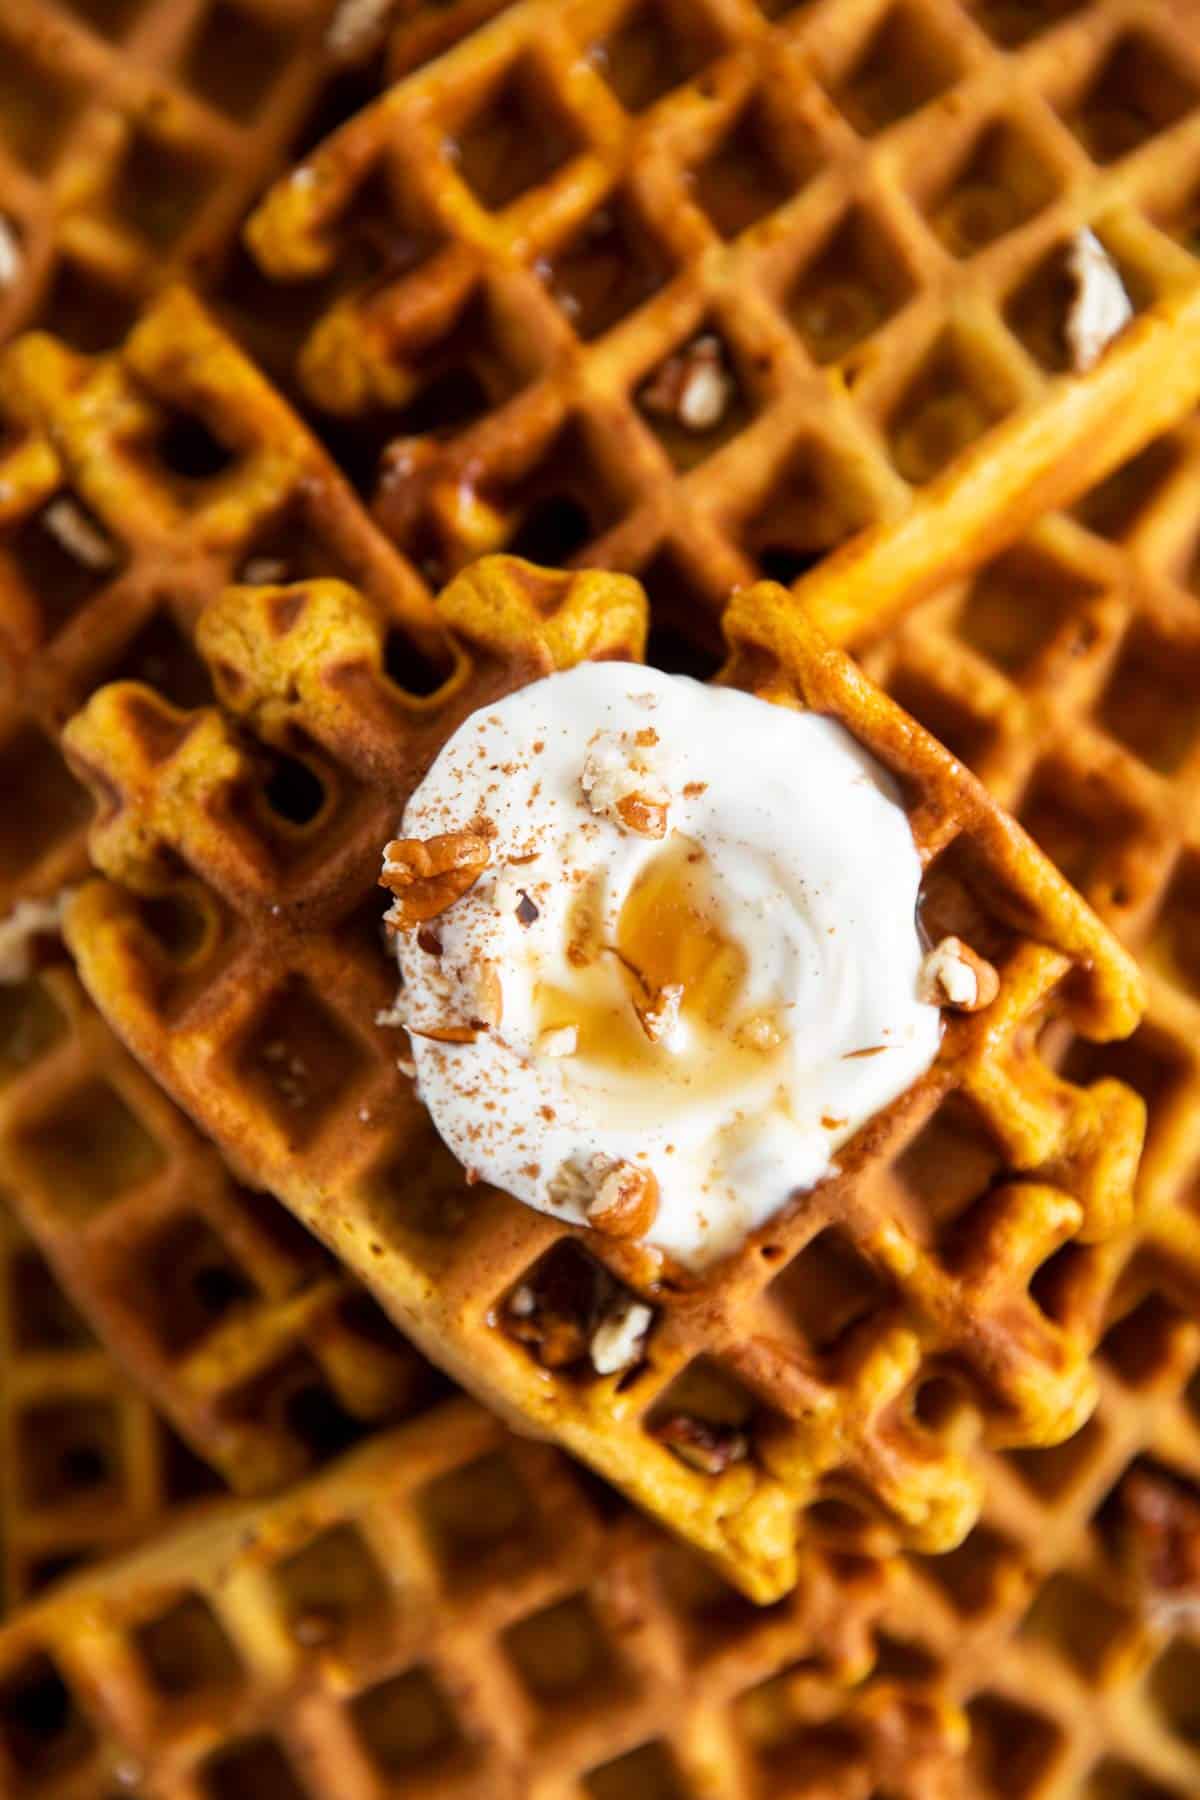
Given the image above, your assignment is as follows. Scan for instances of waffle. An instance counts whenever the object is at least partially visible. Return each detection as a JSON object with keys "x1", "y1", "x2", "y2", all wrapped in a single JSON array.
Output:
[
  {"x1": 55, "y1": 502, "x2": 1145, "y2": 1598},
  {"x1": 0, "y1": 285, "x2": 497, "y2": 1493},
  {"x1": 0, "y1": 0, "x2": 338, "y2": 349},
  {"x1": 0, "y1": 1185, "x2": 223, "y2": 1620},
  {"x1": 742, "y1": 436, "x2": 1200, "y2": 1799},
  {"x1": 0, "y1": 940, "x2": 447, "y2": 1497},
  {"x1": 245, "y1": 0, "x2": 1200, "y2": 663},
  {"x1": 0, "y1": 1394, "x2": 969, "y2": 1800}
]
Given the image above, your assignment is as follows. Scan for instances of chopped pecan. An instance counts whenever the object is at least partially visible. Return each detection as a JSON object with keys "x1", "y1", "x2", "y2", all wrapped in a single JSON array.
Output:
[
  {"x1": 640, "y1": 334, "x2": 733, "y2": 433},
  {"x1": 581, "y1": 732, "x2": 670, "y2": 839},
  {"x1": 635, "y1": 982, "x2": 684, "y2": 1045},
  {"x1": 918, "y1": 936, "x2": 999, "y2": 1012},
  {"x1": 1119, "y1": 1468, "x2": 1200, "y2": 1626},
  {"x1": 656, "y1": 1415, "x2": 749, "y2": 1476},
  {"x1": 587, "y1": 1161, "x2": 660, "y2": 1239},
  {"x1": 591, "y1": 1297, "x2": 654, "y2": 1376},
  {"x1": 380, "y1": 830, "x2": 491, "y2": 927},
  {"x1": 616, "y1": 792, "x2": 668, "y2": 838}
]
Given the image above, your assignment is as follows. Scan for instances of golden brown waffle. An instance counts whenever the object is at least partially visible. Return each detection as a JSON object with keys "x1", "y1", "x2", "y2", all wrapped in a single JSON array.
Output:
[
  {"x1": 0, "y1": 1395, "x2": 970, "y2": 1800},
  {"x1": 0, "y1": 286, "x2": 485, "y2": 1492},
  {"x1": 246, "y1": 0, "x2": 1200, "y2": 661},
  {"x1": 0, "y1": 0, "x2": 541, "y2": 361},
  {"x1": 755, "y1": 409, "x2": 1200, "y2": 1798},
  {"x1": 0, "y1": 944, "x2": 447, "y2": 1497},
  {"x1": 0, "y1": 0, "x2": 338, "y2": 348},
  {"x1": 0, "y1": 1186, "x2": 224, "y2": 1621},
  {"x1": 61, "y1": 537, "x2": 1145, "y2": 1600}
]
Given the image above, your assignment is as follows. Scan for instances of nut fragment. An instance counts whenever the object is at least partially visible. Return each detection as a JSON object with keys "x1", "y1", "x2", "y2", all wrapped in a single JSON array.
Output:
[
  {"x1": 43, "y1": 497, "x2": 117, "y2": 572},
  {"x1": 919, "y1": 936, "x2": 998, "y2": 1012},
  {"x1": 655, "y1": 1415, "x2": 749, "y2": 1476},
  {"x1": 590, "y1": 1297, "x2": 654, "y2": 1376},
  {"x1": 1065, "y1": 227, "x2": 1133, "y2": 374},
  {"x1": 0, "y1": 214, "x2": 21, "y2": 290},
  {"x1": 581, "y1": 731, "x2": 669, "y2": 839},
  {"x1": 538, "y1": 1024, "x2": 578, "y2": 1059},
  {"x1": 1119, "y1": 1467, "x2": 1200, "y2": 1629},
  {"x1": 0, "y1": 895, "x2": 67, "y2": 983},
  {"x1": 641, "y1": 334, "x2": 733, "y2": 433},
  {"x1": 636, "y1": 982, "x2": 684, "y2": 1046},
  {"x1": 587, "y1": 1161, "x2": 660, "y2": 1239},
  {"x1": 325, "y1": 0, "x2": 396, "y2": 58},
  {"x1": 380, "y1": 830, "x2": 491, "y2": 927},
  {"x1": 240, "y1": 555, "x2": 289, "y2": 585}
]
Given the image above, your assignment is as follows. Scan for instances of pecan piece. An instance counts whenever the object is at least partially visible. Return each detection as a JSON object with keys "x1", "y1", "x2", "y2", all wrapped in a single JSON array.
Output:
[
  {"x1": 656, "y1": 1415, "x2": 749, "y2": 1475},
  {"x1": 380, "y1": 830, "x2": 491, "y2": 927},
  {"x1": 918, "y1": 935, "x2": 999, "y2": 1012},
  {"x1": 640, "y1": 334, "x2": 733, "y2": 433},
  {"x1": 1119, "y1": 1467, "x2": 1200, "y2": 1627},
  {"x1": 587, "y1": 1161, "x2": 660, "y2": 1239}
]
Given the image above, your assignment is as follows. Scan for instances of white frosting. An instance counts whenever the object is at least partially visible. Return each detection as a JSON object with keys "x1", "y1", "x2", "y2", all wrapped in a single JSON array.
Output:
[{"x1": 393, "y1": 663, "x2": 942, "y2": 1270}]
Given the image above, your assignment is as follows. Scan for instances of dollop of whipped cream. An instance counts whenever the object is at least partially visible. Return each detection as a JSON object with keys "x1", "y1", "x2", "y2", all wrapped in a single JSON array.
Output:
[{"x1": 391, "y1": 662, "x2": 942, "y2": 1270}]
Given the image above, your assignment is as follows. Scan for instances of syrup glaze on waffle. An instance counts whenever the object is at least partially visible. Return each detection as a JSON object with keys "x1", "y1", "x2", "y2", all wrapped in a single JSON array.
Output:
[
  {"x1": 0, "y1": 1397, "x2": 968, "y2": 1800},
  {"x1": 0, "y1": 288, "x2": 475, "y2": 1491},
  {"x1": 246, "y1": 0, "x2": 1200, "y2": 662},
  {"x1": 54, "y1": 406, "x2": 1143, "y2": 1597}
]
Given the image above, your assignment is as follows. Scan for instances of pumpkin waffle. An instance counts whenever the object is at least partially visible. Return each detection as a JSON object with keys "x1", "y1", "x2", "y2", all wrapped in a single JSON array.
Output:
[
  {"x1": 245, "y1": 0, "x2": 1200, "y2": 662},
  {"x1": 0, "y1": 1394, "x2": 967, "y2": 1800},
  {"x1": 0, "y1": 1186, "x2": 224, "y2": 1621},
  {"x1": 0, "y1": 0, "x2": 541, "y2": 361},
  {"x1": 61, "y1": 532, "x2": 1145, "y2": 1601},
  {"x1": 776, "y1": 406, "x2": 1200, "y2": 1799},
  {"x1": 0, "y1": 285, "x2": 486, "y2": 1492},
  {"x1": 0, "y1": 0, "x2": 338, "y2": 350},
  {"x1": 0, "y1": 939, "x2": 446, "y2": 1497}
]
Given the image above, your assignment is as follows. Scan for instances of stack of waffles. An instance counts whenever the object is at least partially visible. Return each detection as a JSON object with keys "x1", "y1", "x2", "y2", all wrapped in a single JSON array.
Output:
[{"x1": 1, "y1": 1, "x2": 1200, "y2": 1795}]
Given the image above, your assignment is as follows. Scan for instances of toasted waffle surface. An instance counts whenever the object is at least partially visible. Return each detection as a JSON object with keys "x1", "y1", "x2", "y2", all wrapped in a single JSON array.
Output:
[
  {"x1": 0, "y1": 1185, "x2": 224, "y2": 1620},
  {"x1": 765, "y1": 432, "x2": 1200, "y2": 1800},
  {"x1": 57, "y1": 467, "x2": 1145, "y2": 1596},
  {"x1": 0, "y1": 0, "x2": 337, "y2": 346},
  {"x1": 0, "y1": 1398, "x2": 958, "y2": 1800},
  {"x1": 246, "y1": 0, "x2": 1200, "y2": 657},
  {"x1": 0, "y1": 287, "x2": 482, "y2": 1492}
]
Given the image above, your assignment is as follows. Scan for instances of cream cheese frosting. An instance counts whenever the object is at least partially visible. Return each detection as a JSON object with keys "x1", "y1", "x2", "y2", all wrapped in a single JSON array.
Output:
[{"x1": 389, "y1": 662, "x2": 943, "y2": 1270}]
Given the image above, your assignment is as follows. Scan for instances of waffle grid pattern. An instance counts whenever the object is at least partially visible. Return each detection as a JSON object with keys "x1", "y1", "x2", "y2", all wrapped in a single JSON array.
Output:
[
  {"x1": 0, "y1": 288, "x2": 472, "y2": 1492},
  {"x1": 0, "y1": 0, "x2": 338, "y2": 348},
  {"x1": 54, "y1": 425, "x2": 1144, "y2": 1600},
  {"x1": 0, "y1": 1187, "x2": 218, "y2": 1619},
  {"x1": 0, "y1": 1398, "x2": 964, "y2": 1800},
  {"x1": 248, "y1": 0, "x2": 1200, "y2": 656}
]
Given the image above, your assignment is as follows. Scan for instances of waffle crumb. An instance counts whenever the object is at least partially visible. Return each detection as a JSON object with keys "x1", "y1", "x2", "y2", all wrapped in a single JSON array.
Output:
[
  {"x1": 590, "y1": 1296, "x2": 654, "y2": 1376},
  {"x1": 919, "y1": 936, "x2": 998, "y2": 1012},
  {"x1": 581, "y1": 730, "x2": 670, "y2": 838},
  {"x1": 43, "y1": 497, "x2": 118, "y2": 571},
  {"x1": 0, "y1": 895, "x2": 67, "y2": 982},
  {"x1": 1065, "y1": 228, "x2": 1133, "y2": 374},
  {"x1": 0, "y1": 215, "x2": 21, "y2": 289}
]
